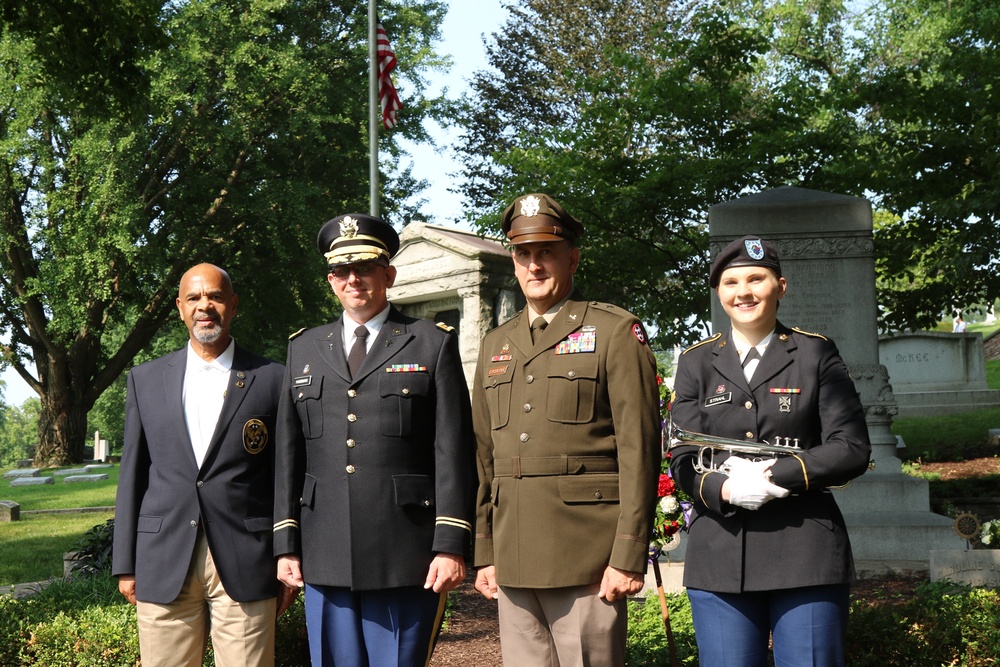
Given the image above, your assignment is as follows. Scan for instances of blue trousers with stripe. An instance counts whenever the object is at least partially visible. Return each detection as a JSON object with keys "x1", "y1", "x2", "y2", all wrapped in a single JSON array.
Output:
[{"x1": 304, "y1": 583, "x2": 446, "y2": 667}]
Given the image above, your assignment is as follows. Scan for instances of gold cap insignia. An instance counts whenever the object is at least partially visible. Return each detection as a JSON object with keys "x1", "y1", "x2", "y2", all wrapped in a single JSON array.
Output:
[
  {"x1": 339, "y1": 216, "x2": 360, "y2": 239},
  {"x1": 520, "y1": 195, "x2": 541, "y2": 218},
  {"x1": 243, "y1": 419, "x2": 268, "y2": 454}
]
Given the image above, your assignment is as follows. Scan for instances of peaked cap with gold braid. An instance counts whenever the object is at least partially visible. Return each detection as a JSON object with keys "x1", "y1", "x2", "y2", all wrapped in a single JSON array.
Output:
[{"x1": 317, "y1": 213, "x2": 400, "y2": 268}]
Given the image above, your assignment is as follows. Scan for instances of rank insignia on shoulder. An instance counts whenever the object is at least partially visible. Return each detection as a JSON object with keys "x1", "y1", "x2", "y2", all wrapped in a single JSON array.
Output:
[
  {"x1": 682, "y1": 333, "x2": 721, "y2": 354},
  {"x1": 289, "y1": 327, "x2": 306, "y2": 340},
  {"x1": 436, "y1": 322, "x2": 455, "y2": 332},
  {"x1": 791, "y1": 327, "x2": 828, "y2": 341}
]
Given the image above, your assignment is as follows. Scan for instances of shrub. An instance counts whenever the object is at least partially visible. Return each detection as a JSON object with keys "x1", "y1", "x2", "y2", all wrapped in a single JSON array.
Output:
[
  {"x1": 70, "y1": 518, "x2": 116, "y2": 576},
  {"x1": 0, "y1": 573, "x2": 311, "y2": 666},
  {"x1": 626, "y1": 592, "x2": 697, "y2": 666},
  {"x1": 21, "y1": 606, "x2": 140, "y2": 666},
  {"x1": 847, "y1": 580, "x2": 1000, "y2": 666}
]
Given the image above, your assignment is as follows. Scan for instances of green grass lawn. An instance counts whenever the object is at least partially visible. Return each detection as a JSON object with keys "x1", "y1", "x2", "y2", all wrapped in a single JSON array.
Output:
[
  {"x1": 0, "y1": 511, "x2": 115, "y2": 585},
  {"x1": 2, "y1": 465, "x2": 118, "y2": 510},
  {"x1": 1, "y1": 465, "x2": 119, "y2": 586},
  {"x1": 892, "y1": 407, "x2": 1000, "y2": 462}
]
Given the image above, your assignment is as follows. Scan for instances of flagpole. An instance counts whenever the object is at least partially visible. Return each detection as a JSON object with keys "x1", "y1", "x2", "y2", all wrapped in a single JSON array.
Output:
[{"x1": 368, "y1": 0, "x2": 379, "y2": 217}]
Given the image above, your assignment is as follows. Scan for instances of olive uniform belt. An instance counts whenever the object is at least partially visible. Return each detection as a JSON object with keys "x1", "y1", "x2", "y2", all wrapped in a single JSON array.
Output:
[{"x1": 493, "y1": 455, "x2": 619, "y2": 478}]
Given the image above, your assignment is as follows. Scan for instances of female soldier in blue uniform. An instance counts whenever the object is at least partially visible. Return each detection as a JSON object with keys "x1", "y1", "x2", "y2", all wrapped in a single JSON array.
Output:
[{"x1": 669, "y1": 236, "x2": 872, "y2": 666}]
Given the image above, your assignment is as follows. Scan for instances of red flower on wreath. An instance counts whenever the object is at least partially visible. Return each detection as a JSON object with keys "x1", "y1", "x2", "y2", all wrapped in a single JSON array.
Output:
[{"x1": 657, "y1": 473, "x2": 675, "y2": 498}]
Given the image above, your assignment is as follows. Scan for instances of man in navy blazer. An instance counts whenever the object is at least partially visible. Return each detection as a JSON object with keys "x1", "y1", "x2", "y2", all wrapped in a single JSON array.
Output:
[{"x1": 113, "y1": 263, "x2": 294, "y2": 667}]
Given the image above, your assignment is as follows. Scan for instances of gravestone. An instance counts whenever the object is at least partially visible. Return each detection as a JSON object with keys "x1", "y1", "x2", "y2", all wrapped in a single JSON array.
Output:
[
  {"x1": 10, "y1": 476, "x2": 54, "y2": 486},
  {"x1": 879, "y1": 331, "x2": 1000, "y2": 416},
  {"x1": 707, "y1": 186, "x2": 963, "y2": 565},
  {"x1": 53, "y1": 467, "x2": 89, "y2": 476},
  {"x1": 63, "y1": 474, "x2": 109, "y2": 483},
  {"x1": 3, "y1": 468, "x2": 40, "y2": 479},
  {"x1": 0, "y1": 500, "x2": 20, "y2": 522},
  {"x1": 930, "y1": 550, "x2": 1000, "y2": 587}
]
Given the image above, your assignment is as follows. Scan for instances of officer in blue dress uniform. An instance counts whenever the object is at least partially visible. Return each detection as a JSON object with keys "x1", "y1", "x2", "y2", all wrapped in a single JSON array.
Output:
[
  {"x1": 273, "y1": 214, "x2": 476, "y2": 667},
  {"x1": 669, "y1": 235, "x2": 872, "y2": 667}
]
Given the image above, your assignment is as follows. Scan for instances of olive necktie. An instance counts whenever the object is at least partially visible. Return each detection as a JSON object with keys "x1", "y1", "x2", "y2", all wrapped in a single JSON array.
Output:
[
  {"x1": 530, "y1": 316, "x2": 547, "y2": 344},
  {"x1": 347, "y1": 325, "x2": 369, "y2": 378}
]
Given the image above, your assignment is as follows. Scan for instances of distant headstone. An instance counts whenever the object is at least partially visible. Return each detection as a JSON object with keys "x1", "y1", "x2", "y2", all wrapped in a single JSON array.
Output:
[
  {"x1": 84, "y1": 463, "x2": 113, "y2": 471},
  {"x1": 16, "y1": 459, "x2": 33, "y2": 468},
  {"x1": 63, "y1": 474, "x2": 109, "y2": 483},
  {"x1": 10, "y1": 476, "x2": 54, "y2": 486},
  {"x1": 0, "y1": 500, "x2": 20, "y2": 522},
  {"x1": 3, "y1": 468, "x2": 40, "y2": 479},
  {"x1": 53, "y1": 467, "x2": 90, "y2": 476}
]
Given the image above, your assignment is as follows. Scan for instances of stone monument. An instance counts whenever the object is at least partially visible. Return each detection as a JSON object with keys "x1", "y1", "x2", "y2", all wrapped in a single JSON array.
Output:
[
  {"x1": 708, "y1": 186, "x2": 963, "y2": 566},
  {"x1": 879, "y1": 331, "x2": 1000, "y2": 416},
  {"x1": 388, "y1": 221, "x2": 518, "y2": 388}
]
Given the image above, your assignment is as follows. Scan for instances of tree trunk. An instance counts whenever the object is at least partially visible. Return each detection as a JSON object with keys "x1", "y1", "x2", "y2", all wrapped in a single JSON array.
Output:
[{"x1": 33, "y1": 393, "x2": 88, "y2": 466}]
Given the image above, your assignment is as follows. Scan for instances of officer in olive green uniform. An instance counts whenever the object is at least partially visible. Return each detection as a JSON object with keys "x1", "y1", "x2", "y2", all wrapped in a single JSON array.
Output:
[{"x1": 472, "y1": 193, "x2": 660, "y2": 667}]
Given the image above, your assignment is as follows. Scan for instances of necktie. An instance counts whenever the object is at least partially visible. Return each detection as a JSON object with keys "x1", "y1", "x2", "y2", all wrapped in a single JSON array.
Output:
[
  {"x1": 348, "y1": 325, "x2": 369, "y2": 378},
  {"x1": 742, "y1": 347, "x2": 760, "y2": 381},
  {"x1": 530, "y1": 316, "x2": 547, "y2": 344}
]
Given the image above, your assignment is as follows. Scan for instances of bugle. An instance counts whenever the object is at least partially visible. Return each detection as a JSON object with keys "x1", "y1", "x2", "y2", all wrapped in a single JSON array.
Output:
[{"x1": 665, "y1": 418, "x2": 802, "y2": 476}]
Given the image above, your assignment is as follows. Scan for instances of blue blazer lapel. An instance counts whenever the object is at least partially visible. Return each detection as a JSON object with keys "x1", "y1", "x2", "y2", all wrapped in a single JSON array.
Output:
[
  {"x1": 163, "y1": 349, "x2": 199, "y2": 471},
  {"x1": 201, "y1": 345, "x2": 255, "y2": 468}
]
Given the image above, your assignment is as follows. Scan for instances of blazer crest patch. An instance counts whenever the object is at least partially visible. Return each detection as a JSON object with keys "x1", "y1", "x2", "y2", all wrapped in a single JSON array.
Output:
[{"x1": 243, "y1": 419, "x2": 268, "y2": 454}]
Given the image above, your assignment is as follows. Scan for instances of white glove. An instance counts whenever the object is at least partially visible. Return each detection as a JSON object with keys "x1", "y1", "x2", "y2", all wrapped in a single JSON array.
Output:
[{"x1": 725, "y1": 459, "x2": 790, "y2": 510}]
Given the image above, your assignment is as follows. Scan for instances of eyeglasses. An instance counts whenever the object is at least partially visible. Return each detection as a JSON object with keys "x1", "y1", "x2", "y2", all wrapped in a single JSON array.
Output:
[{"x1": 331, "y1": 262, "x2": 384, "y2": 280}]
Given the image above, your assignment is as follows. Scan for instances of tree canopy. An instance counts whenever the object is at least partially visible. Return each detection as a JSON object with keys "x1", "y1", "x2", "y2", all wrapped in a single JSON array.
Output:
[
  {"x1": 455, "y1": 0, "x2": 1000, "y2": 342},
  {"x1": 1, "y1": 0, "x2": 448, "y2": 465}
]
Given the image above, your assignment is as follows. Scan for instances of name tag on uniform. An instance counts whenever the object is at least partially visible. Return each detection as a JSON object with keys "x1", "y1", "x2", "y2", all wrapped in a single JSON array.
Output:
[
  {"x1": 488, "y1": 365, "x2": 509, "y2": 377},
  {"x1": 292, "y1": 376, "x2": 312, "y2": 387},
  {"x1": 705, "y1": 392, "x2": 731, "y2": 407}
]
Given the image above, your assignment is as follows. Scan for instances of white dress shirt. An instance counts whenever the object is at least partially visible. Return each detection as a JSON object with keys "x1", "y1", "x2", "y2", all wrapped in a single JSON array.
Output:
[
  {"x1": 183, "y1": 339, "x2": 235, "y2": 468},
  {"x1": 738, "y1": 331, "x2": 774, "y2": 382}
]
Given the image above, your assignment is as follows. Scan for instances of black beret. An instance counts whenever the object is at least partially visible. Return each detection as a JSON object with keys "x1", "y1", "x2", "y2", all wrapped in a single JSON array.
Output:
[
  {"x1": 709, "y1": 235, "x2": 782, "y2": 288},
  {"x1": 317, "y1": 214, "x2": 400, "y2": 268},
  {"x1": 501, "y1": 193, "x2": 585, "y2": 245}
]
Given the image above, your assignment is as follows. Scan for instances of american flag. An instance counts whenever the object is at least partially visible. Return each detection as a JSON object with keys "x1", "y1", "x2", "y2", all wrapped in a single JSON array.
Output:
[{"x1": 377, "y1": 22, "x2": 402, "y2": 129}]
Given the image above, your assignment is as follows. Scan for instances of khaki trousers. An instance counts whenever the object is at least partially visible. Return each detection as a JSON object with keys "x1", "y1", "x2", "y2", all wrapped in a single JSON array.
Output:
[
  {"x1": 498, "y1": 584, "x2": 626, "y2": 667},
  {"x1": 136, "y1": 530, "x2": 277, "y2": 667}
]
